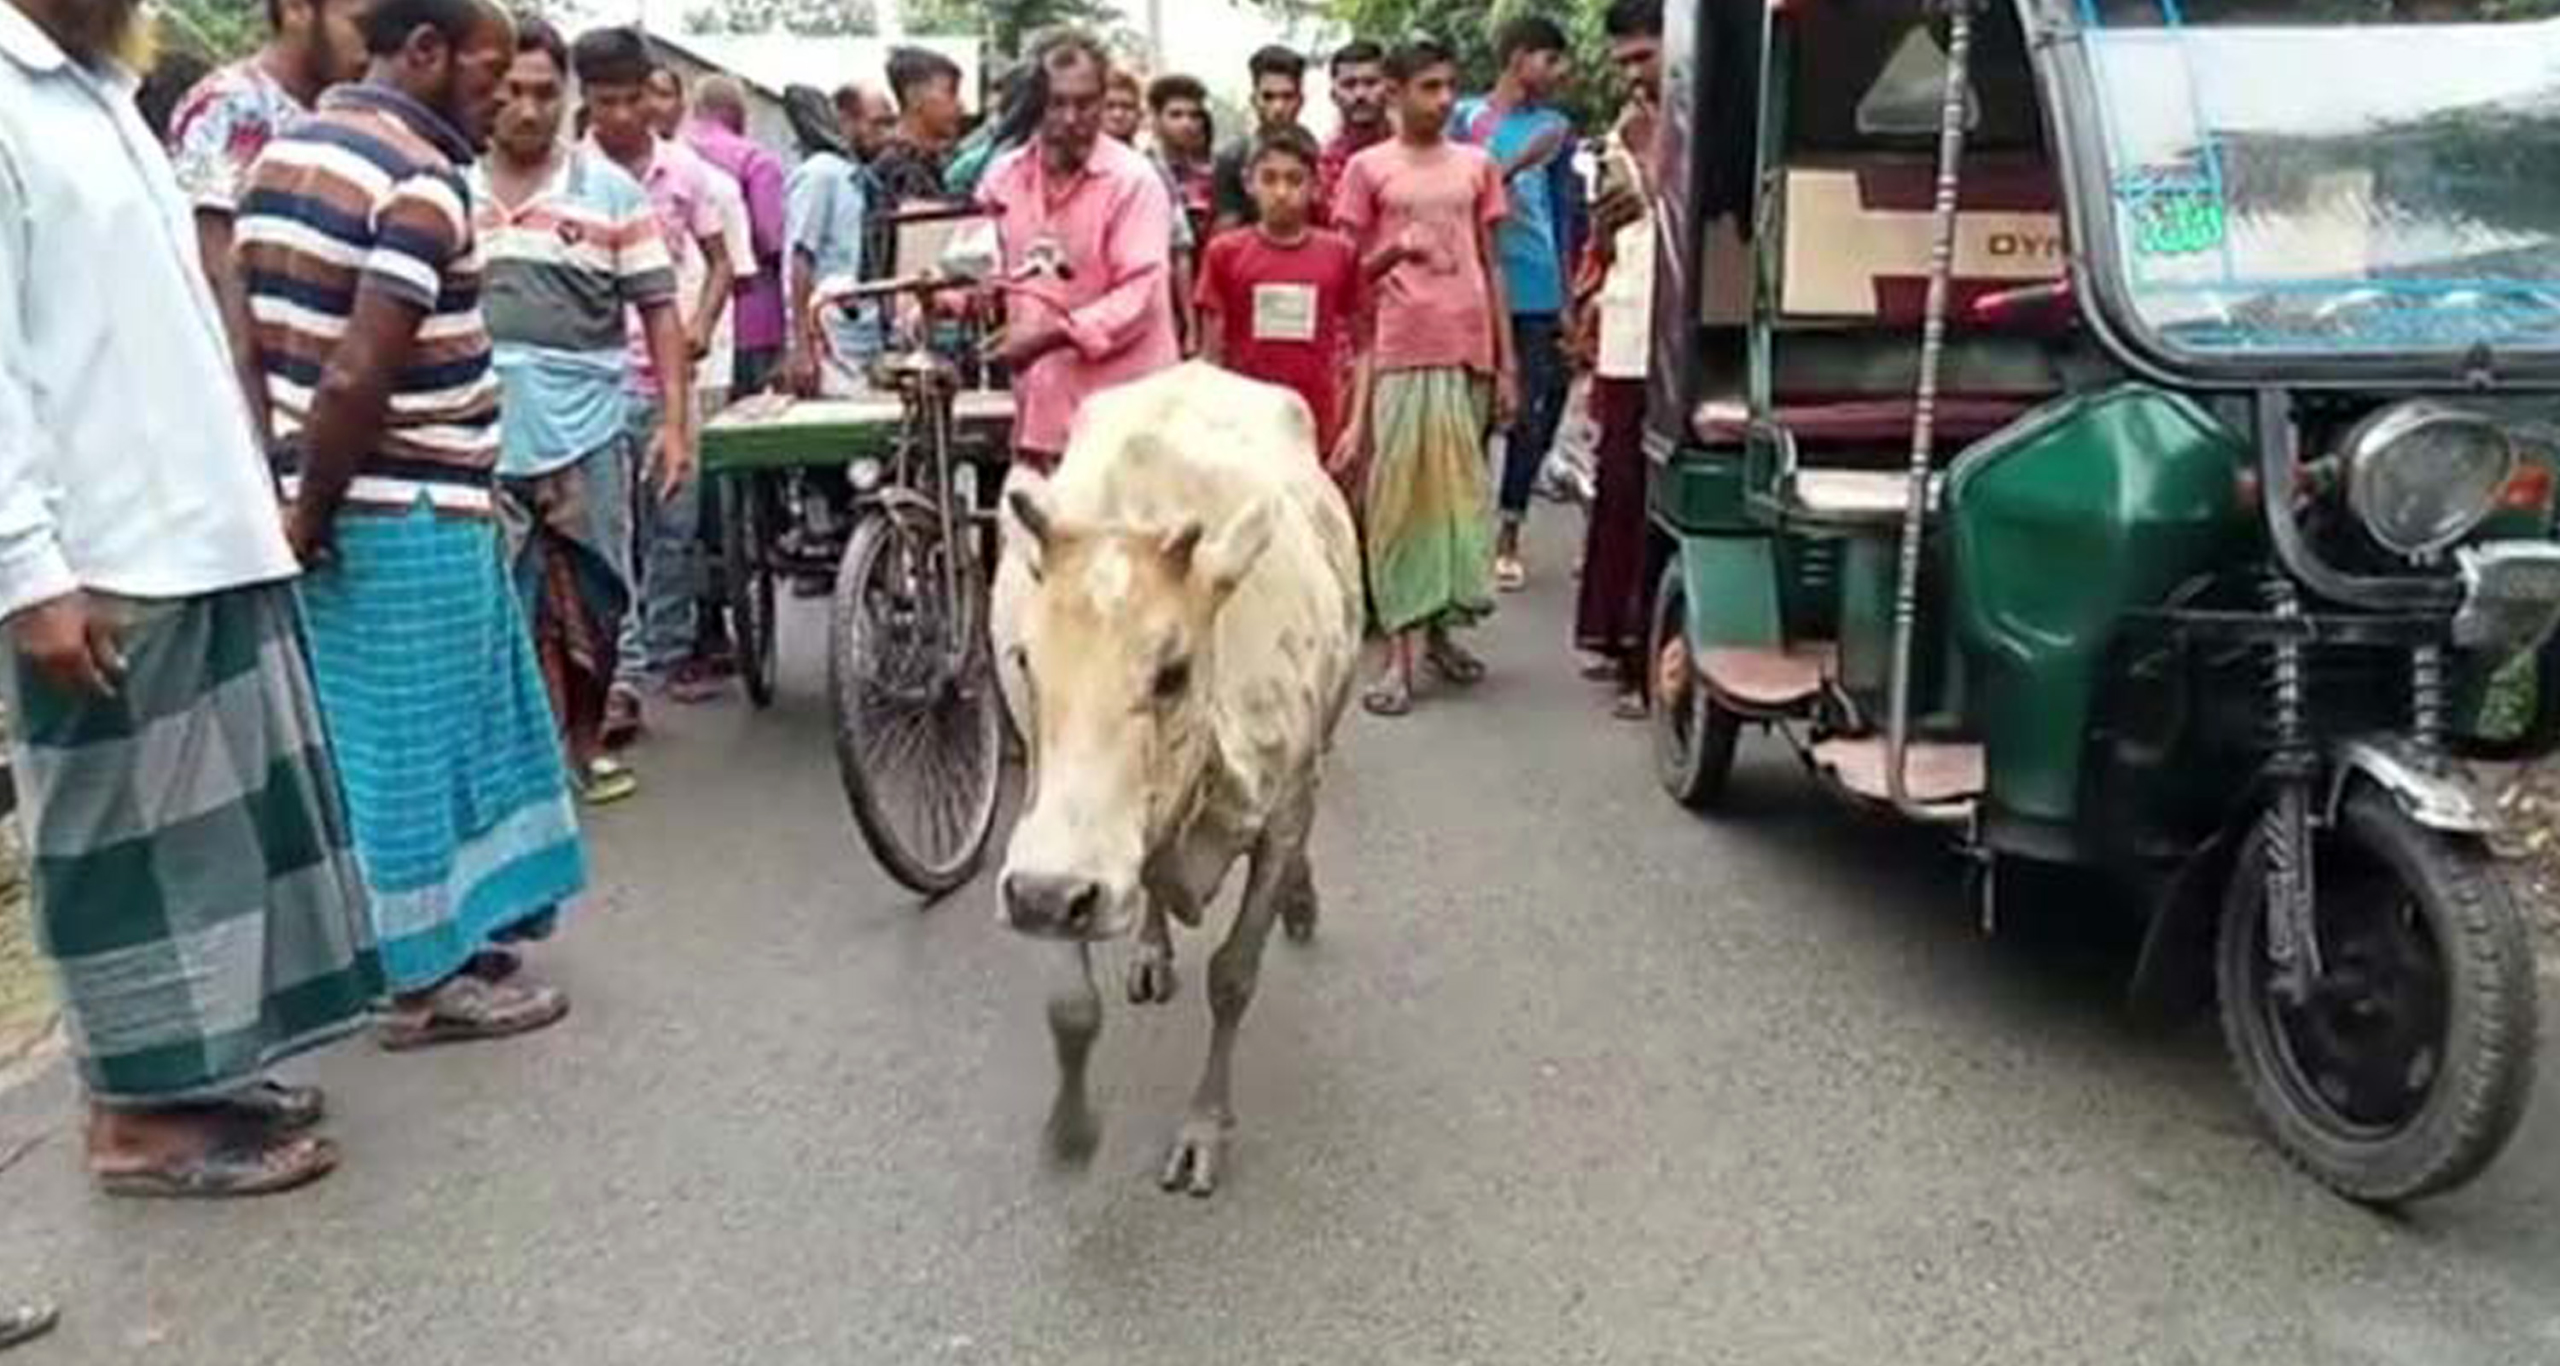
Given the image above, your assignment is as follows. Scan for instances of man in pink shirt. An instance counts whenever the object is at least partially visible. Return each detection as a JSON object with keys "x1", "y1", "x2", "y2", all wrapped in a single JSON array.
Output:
[
  {"x1": 683, "y1": 75, "x2": 788, "y2": 393},
  {"x1": 974, "y1": 30, "x2": 1181, "y2": 470}
]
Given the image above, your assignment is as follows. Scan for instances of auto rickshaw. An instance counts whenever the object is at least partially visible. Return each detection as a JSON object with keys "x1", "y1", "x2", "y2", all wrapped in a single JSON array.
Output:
[{"x1": 1641, "y1": 0, "x2": 2560, "y2": 1203}]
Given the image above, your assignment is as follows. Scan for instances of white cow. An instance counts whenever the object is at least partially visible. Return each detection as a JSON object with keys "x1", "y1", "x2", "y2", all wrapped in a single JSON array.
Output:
[{"x1": 993, "y1": 361, "x2": 1362, "y2": 1197}]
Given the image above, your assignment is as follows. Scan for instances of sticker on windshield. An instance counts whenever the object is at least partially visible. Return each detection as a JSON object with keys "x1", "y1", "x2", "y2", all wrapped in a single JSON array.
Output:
[{"x1": 2128, "y1": 190, "x2": 2227, "y2": 258}]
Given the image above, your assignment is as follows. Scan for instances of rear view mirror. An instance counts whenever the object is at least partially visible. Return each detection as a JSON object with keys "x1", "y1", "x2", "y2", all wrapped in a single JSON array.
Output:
[{"x1": 1857, "y1": 24, "x2": 1981, "y2": 139}]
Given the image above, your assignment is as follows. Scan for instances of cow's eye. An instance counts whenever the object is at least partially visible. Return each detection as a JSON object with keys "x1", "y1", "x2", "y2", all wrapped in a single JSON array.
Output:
[{"x1": 1151, "y1": 657, "x2": 1193, "y2": 702}]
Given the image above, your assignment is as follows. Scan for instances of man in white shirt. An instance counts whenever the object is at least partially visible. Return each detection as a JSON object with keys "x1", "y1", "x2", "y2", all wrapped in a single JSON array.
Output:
[{"x1": 0, "y1": 0, "x2": 380, "y2": 1198}]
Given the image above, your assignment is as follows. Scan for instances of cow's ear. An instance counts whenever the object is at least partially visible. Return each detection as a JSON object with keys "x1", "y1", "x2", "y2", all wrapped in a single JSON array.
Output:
[
  {"x1": 1005, "y1": 476, "x2": 1057, "y2": 580},
  {"x1": 1194, "y1": 499, "x2": 1272, "y2": 602}
]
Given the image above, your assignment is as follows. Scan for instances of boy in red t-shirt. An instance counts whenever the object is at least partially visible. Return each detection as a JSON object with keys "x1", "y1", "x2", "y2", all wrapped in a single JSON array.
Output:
[{"x1": 1194, "y1": 127, "x2": 1367, "y2": 476}]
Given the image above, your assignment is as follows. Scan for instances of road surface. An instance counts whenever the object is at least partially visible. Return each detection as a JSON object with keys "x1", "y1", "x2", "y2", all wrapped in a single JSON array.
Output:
[{"x1": 4, "y1": 536, "x2": 2559, "y2": 1365}]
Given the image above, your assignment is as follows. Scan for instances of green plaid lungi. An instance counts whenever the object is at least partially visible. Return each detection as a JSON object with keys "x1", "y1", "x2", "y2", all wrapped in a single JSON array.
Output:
[{"x1": 6, "y1": 584, "x2": 382, "y2": 1104}]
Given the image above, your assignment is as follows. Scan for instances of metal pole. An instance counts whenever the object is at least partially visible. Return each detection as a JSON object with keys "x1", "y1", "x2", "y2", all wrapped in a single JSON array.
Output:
[
  {"x1": 1146, "y1": 0, "x2": 1167, "y2": 71},
  {"x1": 1885, "y1": 3, "x2": 1975, "y2": 817}
]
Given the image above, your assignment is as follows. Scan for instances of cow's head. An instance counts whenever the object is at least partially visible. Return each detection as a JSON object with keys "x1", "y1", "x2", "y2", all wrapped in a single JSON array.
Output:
[{"x1": 997, "y1": 470, "x2": 1273, "y2": 941}]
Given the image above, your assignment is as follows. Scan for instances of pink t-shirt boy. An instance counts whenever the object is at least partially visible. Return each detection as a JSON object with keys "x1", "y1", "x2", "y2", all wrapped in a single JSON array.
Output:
[
  {"x1": 1334, "y1": 140, "x2": 1509, "y2": 381},
  {"x1": 976, "y1": 134, "x2": 1184, "y2": 465}
]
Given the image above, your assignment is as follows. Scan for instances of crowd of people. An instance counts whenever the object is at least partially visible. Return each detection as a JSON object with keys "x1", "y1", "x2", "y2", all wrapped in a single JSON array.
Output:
[{"x1": 0, "y1": 0, "x2": 1666, "y2": 1237}]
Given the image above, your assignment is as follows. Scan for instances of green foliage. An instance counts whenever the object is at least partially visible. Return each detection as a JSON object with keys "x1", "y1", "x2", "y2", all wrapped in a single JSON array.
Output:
[
  {"x1": 681, "y1": 0, "x2": 878, "y2": 35},
  {"x1": 1317, "y1": 0, "x2": 1631, "y2": 123},
  {"x1": 156, "y1": 0, "x2": 266, "y2": 62},
  {"x1": 898, "y1": 0, "x2": 1125, "y2": 56}
]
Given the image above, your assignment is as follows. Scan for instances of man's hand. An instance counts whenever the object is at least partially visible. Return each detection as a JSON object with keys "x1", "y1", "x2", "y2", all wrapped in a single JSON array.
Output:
[
  {"x1": 1494, "y1": 367, "x2": 1521, "y2": 429},
  {"x1": 1328, "y1": 418, "x2": 1368, "y2": 482},
  {"x1": 285, "y1": 500, "x2": 338, "y2": 569},
  {"x1": 993, "y1": 318, "x2": 1069, "y2": 372},
  {"x1": 651, "y1": 418, "x2": 698, "y2": 502},
  {"x1": 10, "y1": 592, "x2": 124, "y2": 699},
  {"x1": 781, "y1": 345, "x2": 821, "y2": 399}
]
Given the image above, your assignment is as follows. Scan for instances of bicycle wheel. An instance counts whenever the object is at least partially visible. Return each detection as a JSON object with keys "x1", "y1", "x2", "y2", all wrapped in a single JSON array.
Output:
[
  {"x1": 829, "y1": 505, "x2": 1004, "y2": 897},
  {"x1": 722, "y1": 473, "x2": 778, "y2": 709}
]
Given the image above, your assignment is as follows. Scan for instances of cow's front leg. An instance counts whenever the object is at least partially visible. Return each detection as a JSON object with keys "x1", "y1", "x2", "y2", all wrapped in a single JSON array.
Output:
[
  {"x1": 1126, "y1": 898, "x2": 1178, "y2": 1005},
  {"x1": 1159, "y1": 838, "x2": 1294, "y2": 1197},
  {"x1": 1044, "y1": 942, "x2": 1103, "y2": 1166}
]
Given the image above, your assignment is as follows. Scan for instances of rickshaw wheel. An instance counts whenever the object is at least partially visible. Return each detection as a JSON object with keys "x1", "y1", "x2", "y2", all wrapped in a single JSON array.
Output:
[
  {"x1": 1649, "y1": 562, "x2": 1740, "y2": 812},
  {"x1": 2216, "y1": 788, "x2": 2539, "y2": 1205},
  {"x1": 722, "y1": 474, "x2": 778, "y2": 709}
]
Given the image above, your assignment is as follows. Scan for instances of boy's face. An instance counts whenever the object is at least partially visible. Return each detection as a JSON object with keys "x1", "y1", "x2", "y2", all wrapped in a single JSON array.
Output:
[
  {"x1": 1391, "y1": 63, "x2": 1457, "y2": 137},
  {"x1": 584, "y1": 78, "x2": 652, "y2": 156},
  {"x1": 1154, "y1": 98, "x2": 1207, "y2": 156},
  {"x1": 494, "y1": 44, "x2": 565, "y2": 163},
  {"x1": 643, "y1": 68, "x2": 684, "y2": 137},
  {"x1": 1251, "y1": 72, "x2": 1303, "y2": 132},
  {"x1": 1249, "y1": 151, "x2": 1313, "y2": 227},
  {"x1": 1102, "y1": 83, "x2": 1144, "y2": 143},
  {"x1": 1513, "y1": 47, "x2": 1571, "y2": 102},
  {"x1": 905, "y1": 74, "x2": 964, "y2": 144}
]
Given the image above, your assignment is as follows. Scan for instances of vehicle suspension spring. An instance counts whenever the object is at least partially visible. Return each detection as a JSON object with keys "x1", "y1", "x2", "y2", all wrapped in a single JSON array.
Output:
[
  {"x1": 2411, "y1": 643, "x2": 2448, "y2": 754},
  {"x1": 2261, "y1": 574, "x2": 2322, "y2": 1001}
]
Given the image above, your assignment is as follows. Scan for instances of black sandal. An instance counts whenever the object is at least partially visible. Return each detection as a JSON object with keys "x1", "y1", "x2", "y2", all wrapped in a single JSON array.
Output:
[
  {"x1": 94, "y1": 1134, "x2": 339, "y2": 1200},
  {"x1": 379, "y1": 976, "x2": 570, "y2": 1052},
  {"x1": 1361, "y1": 675, "x2": 1414, "y2": 717},
  {"x1": 1424, "y1": 635, "x2": 1487, "y2": 687}
]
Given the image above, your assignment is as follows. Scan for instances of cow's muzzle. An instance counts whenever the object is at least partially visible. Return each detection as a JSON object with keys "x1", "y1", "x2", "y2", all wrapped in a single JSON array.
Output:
[{"x1": 1002, "y1": 871, "x2": 1108, "y2": 940}]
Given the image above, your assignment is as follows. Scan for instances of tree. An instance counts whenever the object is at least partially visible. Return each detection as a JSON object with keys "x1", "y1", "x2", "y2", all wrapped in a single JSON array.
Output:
[
  {"x1": 899, "y1": 0, "x2": 1125, "y2": 57},
  {"x1": 157, "y1": 0, "x2": 265, "y2": 62},
  {"x1": 682, "y1": 0, "x2": 879, "y2": 35}
]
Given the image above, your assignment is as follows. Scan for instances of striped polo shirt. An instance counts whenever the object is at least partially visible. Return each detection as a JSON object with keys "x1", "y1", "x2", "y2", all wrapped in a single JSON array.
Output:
[
  {"x1": 471, "y1": 148, "x2": 675, "y2": 477},
  {"x1": 238, "y1": 84, "x2": 499, "y2": 511}
]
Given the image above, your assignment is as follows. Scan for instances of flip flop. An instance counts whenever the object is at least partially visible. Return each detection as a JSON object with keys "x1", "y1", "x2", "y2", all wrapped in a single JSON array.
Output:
[
  {"x1": 1361, "y1": 677, "x2": 1413, "y2": 718},
  {"x1": 94, "y1": 1134, "x2": 339, "y2": 1200},
  {"x1": 1611, "y1": 691, "x2": 1650, "y2": 722},
  {"x1": 0, "y1": 1302, "x2": 58, "y2": 1349},
  {"x1": 1424, "y1": 636, "x2": 1488, "y2": 687},
  {"x1": 577, "y1": 756, "x2": 639, "y2": 807},
  {"x1": 378, "y1": 977, "x2": 570, "y2": 1052},
  {"x1": 1495, "y1": 556, "x2": 1528, "y2": 593}
]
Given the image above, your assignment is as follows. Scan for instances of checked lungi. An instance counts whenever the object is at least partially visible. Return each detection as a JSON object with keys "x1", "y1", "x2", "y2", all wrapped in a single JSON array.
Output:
[
  {"x1": 5, "y1": 584, "x2": 382, "y2": 1104},
  {"x1": 298, "y1": 500, "x2": 588, "y2": 994}
]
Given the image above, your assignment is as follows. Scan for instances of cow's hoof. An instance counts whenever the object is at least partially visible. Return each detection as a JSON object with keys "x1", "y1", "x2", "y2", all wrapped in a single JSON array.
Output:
[
  {"x1": 1045, "y1": 1098, "x2": 1100, "y2": 1168},
  {"x1": 1279, "y1": 868, "x2": 1319, "y2": 943},
  {"x1": 1158, "y1": 1117, "x2": 1231, "y2": 1198},
  {"x1": 1280, "y1": 894, "x2": 1318, "y2": 944},
  {"x1": 1126, "y1": 947, "x2": 1179, "y2": 1004}
]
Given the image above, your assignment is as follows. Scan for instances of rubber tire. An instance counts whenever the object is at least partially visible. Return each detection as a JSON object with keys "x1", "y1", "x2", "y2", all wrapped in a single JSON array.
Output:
[
  {"x1": 1649, "y1": 560, "x2": 1742, "y2": 812},
  {"x1": 722, "y1": 476, "x2": 777, "y2": 710},
  {"x1": 829, "y1": 509, "x2": 1003, "y2": 899},
  {"x1": 2216, "y1": 787, "x2": 2540, "y2": 1205}
]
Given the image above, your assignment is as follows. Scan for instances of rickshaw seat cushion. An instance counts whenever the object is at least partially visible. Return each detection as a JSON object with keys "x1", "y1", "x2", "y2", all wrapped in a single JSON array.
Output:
[{"x1": 1691, "y1": 395, "x2": 2036, "y2": 448}]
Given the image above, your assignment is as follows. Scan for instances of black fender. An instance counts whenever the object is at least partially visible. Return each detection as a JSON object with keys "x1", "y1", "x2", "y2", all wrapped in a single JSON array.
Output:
[{"x1": 2126, "y1": 813, "x2": 2252, "y2": 1023}]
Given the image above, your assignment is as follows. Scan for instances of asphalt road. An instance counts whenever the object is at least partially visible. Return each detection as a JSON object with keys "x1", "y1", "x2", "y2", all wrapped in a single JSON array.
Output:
[{"x1": 4, "y1": 528, "x2": 2560, "y2": 1366}]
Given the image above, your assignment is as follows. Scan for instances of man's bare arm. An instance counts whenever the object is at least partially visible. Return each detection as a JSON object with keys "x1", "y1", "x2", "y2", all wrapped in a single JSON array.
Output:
[{"x1": 289, "y1": 283, "x2": 421, "y2": 559}]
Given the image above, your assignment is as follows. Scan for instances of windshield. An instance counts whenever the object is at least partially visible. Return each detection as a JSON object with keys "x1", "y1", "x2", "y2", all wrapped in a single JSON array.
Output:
[{"x1": 2077, "y1": 3, "x2": 2560, "y2": 369}]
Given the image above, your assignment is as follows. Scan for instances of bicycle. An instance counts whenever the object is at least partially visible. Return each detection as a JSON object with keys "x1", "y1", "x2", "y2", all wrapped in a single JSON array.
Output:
[{"x1": 808, "y1": 243, "x2": 1056, "y2": 896}]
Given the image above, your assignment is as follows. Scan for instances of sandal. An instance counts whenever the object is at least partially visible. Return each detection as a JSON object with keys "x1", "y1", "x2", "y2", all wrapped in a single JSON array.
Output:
[
  {"x1": 0, "y1": 1302, "x2": 56, "y2": 1349},
  {"x1": 1361, "y1": 675, "x2": 1414, "y2": 718},
  {"x1": 1424, "y1": 634, "x2": 1488, "y2": 687},
  {"x1": 1579, "y1": 657, "x2": 1624, "y2": 682},
  {"x1": 1495, "y1": 555, "x2": 1527, "y2": 593},
  {"x1": 577, "y1": 755, "x2": 639, "y2": 807},
  {"x1": 1611, "y1": 690, "x2": 1650, "y2": 722},
  {"x1": 378, "y1": 976, "x2": 570, "y2": 1052},
  {"x1": 94, "y1": 1133, "x2": 339, "y2": 1200},
  {"x1": 601, "y1": 685, "x2": 644, "y2": 749},
  {"x1": 183, "y1": 1079, "x2": 324, "y2": 1134}
]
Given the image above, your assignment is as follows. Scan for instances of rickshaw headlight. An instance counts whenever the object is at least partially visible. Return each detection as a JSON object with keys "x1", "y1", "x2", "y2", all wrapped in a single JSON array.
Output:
[
  {"x1": 2344, "y1": 403, "x2": 2516, "y2": 558},
  {"x1": 847, "y1": 457, "x2": 886, "y2": 493}
]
